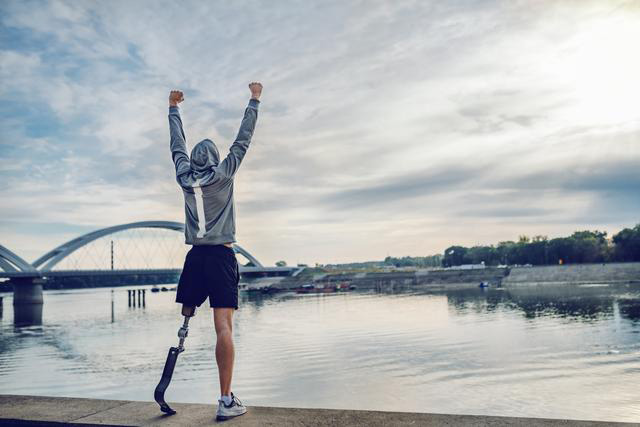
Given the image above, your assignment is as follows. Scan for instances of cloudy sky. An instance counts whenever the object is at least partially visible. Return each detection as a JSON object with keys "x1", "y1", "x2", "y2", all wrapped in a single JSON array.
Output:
[{"x1": 1, "y1": 0, "x2": 639, "y2": 266}]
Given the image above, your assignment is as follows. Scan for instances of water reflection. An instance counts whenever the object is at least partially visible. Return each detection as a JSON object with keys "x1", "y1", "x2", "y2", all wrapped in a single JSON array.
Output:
[
  {"x1": 13, "y1": 303, "x2": 43, "y2": 327},
  {"x1": 242, "y1": 284, "x2": 640, "y2": 325},
  {"x1": 440, "y1": 285, "x2": 640, "y2": 323},
  {"x1": 618, "y1": 298, "x2": 640, "y2": 323},
  {"x1": 1, "y1": 283, "x2": 639, "y2": 422}
]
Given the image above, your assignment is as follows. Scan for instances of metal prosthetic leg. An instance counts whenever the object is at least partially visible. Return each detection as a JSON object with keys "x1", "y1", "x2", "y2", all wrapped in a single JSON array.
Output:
[{"x1": 154, "y1": 306, "x2": 195, "y2": 415}]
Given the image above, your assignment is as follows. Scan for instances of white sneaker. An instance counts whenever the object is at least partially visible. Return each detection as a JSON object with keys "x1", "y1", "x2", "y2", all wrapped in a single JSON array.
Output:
[{"x1": 216, "y1": 392, "x2": 247, "y2": 421}]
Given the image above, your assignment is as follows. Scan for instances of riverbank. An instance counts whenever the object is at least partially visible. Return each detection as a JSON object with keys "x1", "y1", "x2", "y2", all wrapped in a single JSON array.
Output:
[
  {"x1": 2, "y1": 262, "x2": 639, "y2": 294},
  {"x1": 0, "y1": 395, "x2": 635, "y2": 426},
  {"x1": 275, "y1": 262, "x2": 640, "y2": 292}
]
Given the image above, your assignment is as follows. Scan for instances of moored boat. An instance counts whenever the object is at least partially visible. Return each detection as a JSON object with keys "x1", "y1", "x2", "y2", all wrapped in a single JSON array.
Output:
[{"x1": 295, "y1": 283, "x2": 339, "y2": 293}]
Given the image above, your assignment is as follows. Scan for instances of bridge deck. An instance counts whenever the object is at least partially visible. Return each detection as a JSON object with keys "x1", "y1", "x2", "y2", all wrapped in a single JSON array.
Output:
[
  {"x1": 0, "y1": 266, "x2": 300, "y2": 279},
  {"x1": 0, "y1": 394, "x2": 632, "y2": 426}
]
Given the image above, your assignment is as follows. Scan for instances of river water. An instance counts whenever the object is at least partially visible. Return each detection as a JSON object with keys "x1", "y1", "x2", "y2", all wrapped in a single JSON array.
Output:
[{"x1": 1, "y1": 283, "x2": 639, "y2": 422}]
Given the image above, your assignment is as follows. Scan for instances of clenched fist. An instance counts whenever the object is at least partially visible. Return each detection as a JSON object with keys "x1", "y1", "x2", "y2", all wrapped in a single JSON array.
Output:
[
  {"x1": 169, "y1": 90, "x2": 184, "y2": 107},
  {"x1": 249, "y1": 82, "x2": 263, "y2": 100}
]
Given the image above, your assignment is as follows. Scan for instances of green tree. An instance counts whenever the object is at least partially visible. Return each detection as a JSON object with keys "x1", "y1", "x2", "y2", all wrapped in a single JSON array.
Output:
[
  {"x1": 518, "y1": 235, "x2": 530, "y2": 243},
  {"x1": 443, "y1": 246, "x2": 471, "y2": 267},
  {"x1": 570, "y1": 230, "x2": 608, "y2": 263},
  {"x1": 467, "y1": 245, "x2": 499, "y2": 265},
  {"x1": 384, "y1": 254, "x2": 443, "y2": 268},
  {"x1": 548, "y1": 237, "x2": 574, "y2": 264},
  {"x1": 524, "y1": 236, "x2": 548, "y2": 265},
  {"x1": 496, "y1": 241, "x2": 516, "y2": 265},
  {"x1": 612, "y1": 224, "x2": 640, "y2": 261}
]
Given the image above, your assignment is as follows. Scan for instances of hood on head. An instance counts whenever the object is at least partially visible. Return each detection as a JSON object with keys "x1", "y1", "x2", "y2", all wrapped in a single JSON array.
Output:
[{"x1": 190, "y1": 138, "x2": 220, "y2": 172}]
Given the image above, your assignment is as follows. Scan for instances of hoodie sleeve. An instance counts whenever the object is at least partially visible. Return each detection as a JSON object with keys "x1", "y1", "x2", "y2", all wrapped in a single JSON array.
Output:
[
  {"x1": 169, "y1": 106, "x2": 191, "y2": 185},
  {"x1": 217, "y1": 99, "x2": 260, "y2": 179}
]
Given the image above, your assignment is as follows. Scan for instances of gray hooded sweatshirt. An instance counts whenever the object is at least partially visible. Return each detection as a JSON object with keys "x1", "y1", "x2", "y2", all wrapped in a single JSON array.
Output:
[{"x1": 169, "y1": 98, "x2": 259, "y2": 245}]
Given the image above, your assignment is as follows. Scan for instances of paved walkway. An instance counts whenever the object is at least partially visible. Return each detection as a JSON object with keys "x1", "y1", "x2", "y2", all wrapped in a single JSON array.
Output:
[{"x1": 0, "y1": 395, "x2": 637, "y2": 426}]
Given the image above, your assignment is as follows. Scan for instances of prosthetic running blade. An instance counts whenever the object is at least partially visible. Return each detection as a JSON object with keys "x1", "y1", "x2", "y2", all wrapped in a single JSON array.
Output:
[
  {"x1": 154, "y1": 346, "x2": 182, "y2": 415},
  {"x1": 154, "y1": 311, "x2": 193, "y2": 415}
]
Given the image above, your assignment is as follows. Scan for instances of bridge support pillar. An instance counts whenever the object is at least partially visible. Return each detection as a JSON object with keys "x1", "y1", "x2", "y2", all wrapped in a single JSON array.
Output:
[
  {"x1": 12, "y1": 277, "x2": 45, "y2": 305},
  {"x1": 10, "y1": 277, "x2": 44, "y2": 326}
]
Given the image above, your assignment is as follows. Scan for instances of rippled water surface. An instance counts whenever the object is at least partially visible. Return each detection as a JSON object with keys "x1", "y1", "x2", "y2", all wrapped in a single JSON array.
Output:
[{"x1": 1, "y1": 284, "x2": 639, "y2": 422}]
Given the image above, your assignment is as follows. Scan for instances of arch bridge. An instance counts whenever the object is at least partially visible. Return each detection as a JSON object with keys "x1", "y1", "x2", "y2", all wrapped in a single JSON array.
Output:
[{"x1": 1, "y1": 221, "x2": 299, "y2": 305}]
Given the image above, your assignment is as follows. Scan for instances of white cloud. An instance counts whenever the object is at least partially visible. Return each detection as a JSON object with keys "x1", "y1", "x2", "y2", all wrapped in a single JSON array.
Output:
[{"x1": 1, "y1": 0, "x2": 639, "y2": 266}]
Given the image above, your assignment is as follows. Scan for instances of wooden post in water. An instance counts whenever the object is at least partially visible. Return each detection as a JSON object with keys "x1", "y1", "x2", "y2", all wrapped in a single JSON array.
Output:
[
  {"x1": 142, "y1": 289, "x2": 146, "y2": 307},
  {"x1": 132, "y1": 289, "x2": 136, "y2": 307},
  {"x1": 127, "y1": 290, "x2": 131, "y2": 307},
  {"x1": 137, "y1": 289, "x2": 141, "y2": 307},
  {"x1": 111, "y1": 290, "x2": 114, "y2": 323}
]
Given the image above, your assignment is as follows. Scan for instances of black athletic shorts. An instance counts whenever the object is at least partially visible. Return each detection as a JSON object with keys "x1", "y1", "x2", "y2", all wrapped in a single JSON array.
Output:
[{"x1": 176, "y1": 244, "x2": 240, "y2": 309}]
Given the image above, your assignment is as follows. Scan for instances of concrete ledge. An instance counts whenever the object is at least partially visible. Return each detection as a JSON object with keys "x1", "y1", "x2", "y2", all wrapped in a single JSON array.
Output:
[{"x1": 0, "y1": 395, "x2": 636, "y2": 426}]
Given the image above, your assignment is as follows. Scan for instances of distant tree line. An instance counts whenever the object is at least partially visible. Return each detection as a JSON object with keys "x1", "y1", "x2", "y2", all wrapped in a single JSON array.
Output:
[
  {"x1": 384, "y1": 254, "x2": 443, "y2": 268},
  {"x1": 442, "y1": 223, "x2": 640, "y2": 267},
  {"x1": 320, "y1": 223, "x2": 639, "y2": 270},
  {"x1": 381, "y1": 223, "x2": 640, "y2": 269}
]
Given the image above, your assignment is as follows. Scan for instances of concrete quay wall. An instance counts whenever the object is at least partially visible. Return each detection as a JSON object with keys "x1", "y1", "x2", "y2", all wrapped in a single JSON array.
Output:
[
  {"x1": 0, "y1": 394, "x2": 635, "y2": 426},
  {"x1": 503, "y1": 262, "x2": 640, "y2": 286}
]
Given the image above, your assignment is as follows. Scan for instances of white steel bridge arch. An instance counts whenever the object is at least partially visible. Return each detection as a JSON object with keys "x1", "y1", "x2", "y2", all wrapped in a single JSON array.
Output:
[{"x1": 29, "y1": 220, "x2": 263, "y2": 272}]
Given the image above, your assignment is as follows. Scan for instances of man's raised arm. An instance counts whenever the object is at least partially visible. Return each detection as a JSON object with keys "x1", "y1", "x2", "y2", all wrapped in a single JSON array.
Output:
[
  {"x1": 217, "y1": 82, "x2": 263, "y2": 179},
  {"x1": 168, "y1": 90, "x2": 190, "y2": 185}
]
